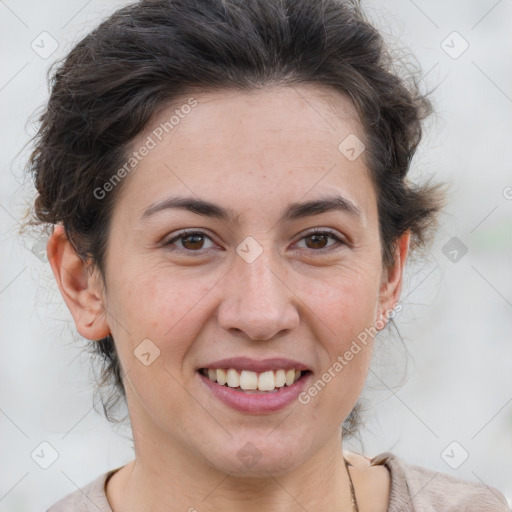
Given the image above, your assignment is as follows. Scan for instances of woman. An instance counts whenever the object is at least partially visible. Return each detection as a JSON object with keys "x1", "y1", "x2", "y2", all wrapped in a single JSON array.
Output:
[{"x1": 24, "y1": 0, "x2": 508, "y2": 510}]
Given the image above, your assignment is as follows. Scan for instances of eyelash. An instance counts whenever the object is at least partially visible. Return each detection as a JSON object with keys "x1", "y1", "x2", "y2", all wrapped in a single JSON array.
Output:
[{"x1": 162, "y1": 228, "x2": 346, "y2": 254}]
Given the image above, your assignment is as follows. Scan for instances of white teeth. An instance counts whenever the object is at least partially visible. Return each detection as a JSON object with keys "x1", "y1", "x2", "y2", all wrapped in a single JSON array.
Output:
[
  {"x1": 239, "y1": 370, "x2": 258, "y2": 390},
  {"x1": 275, "y1": 369, "x2": 286, "y2": 387},
  {"x1": 258, "y1": 371, "x2": 275, "y2": 391},
  {"x1": 202, "y1": 368, "x2": 304, "y2": 391},
  {"x1": 227, "y1": 368, "x2": 239, "y2": 388},
  {"x1": 216, "y1": 368, "x2": 227, "y2": 385},
  {"x1": 285, "y1": 369, "x2": 296, "y2": 386}
]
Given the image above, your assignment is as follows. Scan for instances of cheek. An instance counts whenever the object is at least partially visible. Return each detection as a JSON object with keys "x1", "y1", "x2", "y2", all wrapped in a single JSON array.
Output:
[
  {"x1": 298, "y1": 263, "x2": 380, "y2": 403},
  {"x1": 299, "y1": 261, "x2": 382, "y2": 339},
  {"x1": 106, "y1": 260, "x2": 217, "y2": 369},
  {"x1": 298, "y1": 278, "x2": 376, "y2": 425},
  {"x1": 105, "y1": 263, "x2": 216, "y2": 422}
]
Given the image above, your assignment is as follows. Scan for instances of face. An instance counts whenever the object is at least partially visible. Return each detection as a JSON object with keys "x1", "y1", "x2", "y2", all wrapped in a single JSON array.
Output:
[{"x1": 51, "y1": 84, "x2": 408, "y2": 477}]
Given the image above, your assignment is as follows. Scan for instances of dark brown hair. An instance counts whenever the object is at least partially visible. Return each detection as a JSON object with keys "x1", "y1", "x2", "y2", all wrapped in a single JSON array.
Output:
[{"x1": 23, "y1": 0, "x2": 446, "y2": 439}]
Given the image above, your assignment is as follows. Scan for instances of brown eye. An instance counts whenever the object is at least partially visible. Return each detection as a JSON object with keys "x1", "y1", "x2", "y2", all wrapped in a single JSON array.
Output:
[
  {"x1": 181, "y1": 233, "x2": 205, "y2": 250},
  {"x1": 296, "y1": 229, "x2": 345, "y2": 251},
  {"x1": 304, "y1": 233, "x2": 329, "y2": 249},
  {"x1": 163, "y1": 230, "x2": 216, "y2": 252}
]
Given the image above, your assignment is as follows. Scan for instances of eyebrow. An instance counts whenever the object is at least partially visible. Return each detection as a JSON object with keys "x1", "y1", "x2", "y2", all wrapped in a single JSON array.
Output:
[{"x1": 140, "y1": 195, "x2": 364, "y2": 224}]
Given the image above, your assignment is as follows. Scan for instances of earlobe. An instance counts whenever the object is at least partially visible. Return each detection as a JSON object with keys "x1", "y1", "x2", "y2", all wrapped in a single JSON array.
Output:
[
  {"x1": 46, "y1": 224, "x2": 110, "y2": 341},
  {"x1": 377, "y1": 230, "x2": 410, "y2": 325}
]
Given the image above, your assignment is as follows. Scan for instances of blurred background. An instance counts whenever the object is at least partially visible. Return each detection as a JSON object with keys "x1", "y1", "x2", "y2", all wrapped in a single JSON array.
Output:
[{"x1": 1, "y1": 0, "x2": 511, "y2": 510}]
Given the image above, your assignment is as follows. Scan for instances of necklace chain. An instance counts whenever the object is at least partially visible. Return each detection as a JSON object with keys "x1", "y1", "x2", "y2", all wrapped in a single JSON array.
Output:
[{"x1": 343, "y1": 457, "x2": 360, "y2": 512}]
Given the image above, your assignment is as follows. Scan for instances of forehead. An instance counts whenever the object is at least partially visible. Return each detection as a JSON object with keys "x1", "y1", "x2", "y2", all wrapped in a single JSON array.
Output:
[
  {"x1": 166, "y1": 84, "x2": 363, "y2": 142},
  {"x1": 118, "y1": 84, "x2": 376, "y2": 225}
]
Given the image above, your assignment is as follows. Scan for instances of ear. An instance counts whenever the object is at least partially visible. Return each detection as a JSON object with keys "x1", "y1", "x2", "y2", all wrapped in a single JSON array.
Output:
[
  {"x1": 376, "y1": 230, "x2": 410, "y2": 330},
  {"x1": 46, "y1": 224, "x2": 110, "y2": 341}
]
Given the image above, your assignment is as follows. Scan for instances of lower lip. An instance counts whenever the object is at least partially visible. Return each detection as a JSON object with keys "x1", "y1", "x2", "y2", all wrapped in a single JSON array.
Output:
[{"x1": 198, "y1": 371, "x2": 312, "y2": 414}]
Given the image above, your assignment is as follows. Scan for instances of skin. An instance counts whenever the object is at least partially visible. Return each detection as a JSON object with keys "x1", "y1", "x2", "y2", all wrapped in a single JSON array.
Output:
[{"x1": 47, "y1": 84, "x2": 410, "y2": 512}]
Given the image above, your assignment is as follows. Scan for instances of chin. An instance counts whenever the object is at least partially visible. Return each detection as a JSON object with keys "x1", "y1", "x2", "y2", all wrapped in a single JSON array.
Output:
[{"x1": 199, "y1": 434, "x2": 309, "y2": 477}]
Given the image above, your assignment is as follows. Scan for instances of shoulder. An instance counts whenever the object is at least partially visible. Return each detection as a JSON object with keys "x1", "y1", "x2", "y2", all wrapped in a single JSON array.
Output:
[
  {"x1": 45, "y1": 468, "x2": 120, "y2": 512},
  {"x1": 370, "y1": 451, "x2": 510, "y2": 512}
]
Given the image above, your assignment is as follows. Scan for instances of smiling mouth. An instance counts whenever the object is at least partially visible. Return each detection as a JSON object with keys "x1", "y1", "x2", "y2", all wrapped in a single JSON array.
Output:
[{"x1": 198, "y1": 368, "x2": 311, "y2": 393}]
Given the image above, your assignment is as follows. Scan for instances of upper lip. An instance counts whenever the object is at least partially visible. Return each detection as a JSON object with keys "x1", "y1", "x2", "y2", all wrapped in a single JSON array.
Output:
[{"x1": 198, "y1": 357, "x2": 310, "y2": 373}]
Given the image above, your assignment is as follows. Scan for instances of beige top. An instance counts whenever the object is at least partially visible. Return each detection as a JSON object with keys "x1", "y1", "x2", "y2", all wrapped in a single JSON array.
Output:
[{"x1": 45, "y1": 451, "x2": 510, "y2": 511}]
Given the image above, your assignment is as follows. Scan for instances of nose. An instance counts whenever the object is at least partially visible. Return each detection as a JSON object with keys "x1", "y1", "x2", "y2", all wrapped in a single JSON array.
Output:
[{"x1": 217, "y1": 247, "x2": 300, "y2": 341}]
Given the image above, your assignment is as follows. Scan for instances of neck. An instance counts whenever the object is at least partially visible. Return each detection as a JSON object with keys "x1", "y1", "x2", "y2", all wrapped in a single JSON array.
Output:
[{"x1": 107, "y1": 429, "x2": 355, "y2": 512}]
